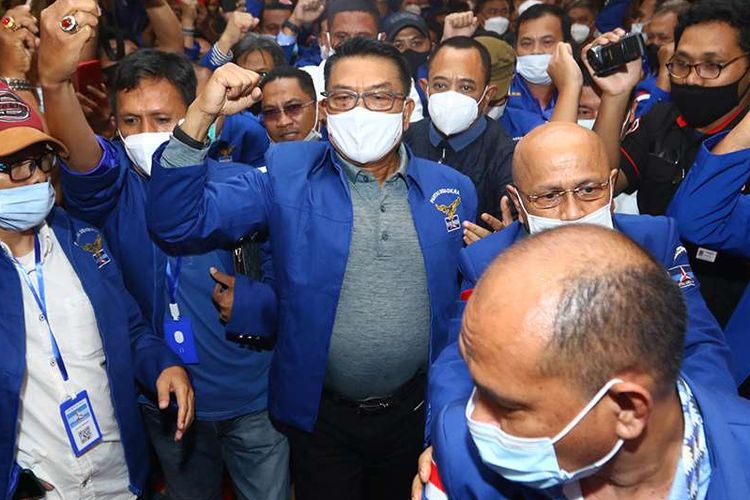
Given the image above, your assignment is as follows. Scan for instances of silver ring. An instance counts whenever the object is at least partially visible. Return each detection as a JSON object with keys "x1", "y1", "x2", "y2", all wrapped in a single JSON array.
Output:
[{"x1": 59, "y1": 14, "x2": 79, "y2": 34}]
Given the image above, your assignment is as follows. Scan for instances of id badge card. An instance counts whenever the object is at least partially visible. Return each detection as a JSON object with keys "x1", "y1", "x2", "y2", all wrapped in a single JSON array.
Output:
[
  {"x1": 165, "y1": 317, "x2": 199, "y2": 364},
  {"x1": 60, "y1": 390, "x2": 103, "y2": 457}
]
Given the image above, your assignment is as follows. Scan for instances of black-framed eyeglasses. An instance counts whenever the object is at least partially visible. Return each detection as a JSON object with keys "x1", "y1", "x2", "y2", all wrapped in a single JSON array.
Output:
[
  {"x1": 321, "y1": 90, "x2": 406, "y2": 112},
  {"x1": 517, "y1": 179, "x2": 611, "y2": 210},
  {"x1": 0, "y1": 148, "x2": 58, "y2": 182},
  {"x1": 666, "y1": 53, "x2": 749, "y2": 80},
  {"x1": 261, "y1": 100, "x2": 316, "y2": 122}
]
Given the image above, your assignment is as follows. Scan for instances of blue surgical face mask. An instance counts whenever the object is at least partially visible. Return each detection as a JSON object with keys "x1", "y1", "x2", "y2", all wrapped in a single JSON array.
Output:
[
  {"x1": 0, "y1": 181, "x2": 55, "y2": 232},
  {"x1": 467, "y1": 378, "x2": 625, "y2": 490}
]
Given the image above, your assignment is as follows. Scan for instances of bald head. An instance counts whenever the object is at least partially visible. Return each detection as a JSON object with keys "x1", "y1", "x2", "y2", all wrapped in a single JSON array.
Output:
[
  {"x1": 462, "y1": 225, "x2": 686, "y2": 397},
  {"x1": 513, "y1": 122, "x2": 610, "y2": 187}
]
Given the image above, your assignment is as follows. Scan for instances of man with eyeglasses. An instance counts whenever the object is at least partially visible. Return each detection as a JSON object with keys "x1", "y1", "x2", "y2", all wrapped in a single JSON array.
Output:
[
  {"x1": 145, "y1": 37, "x2": 477, "y2": 500},
  {"x1": 259, "y1": 66, "x2": 321, "y2": 143},
  {"x1": 36, "y1": 2, "x2": 290, "y2": 498},
  {"x1": 289, "y1": 0, "x2": 425, "y2": 122},
  {"x1": 594, "y1": 0, "x2": 750, "y2": 330},
  {"x1": 0, "y1": 82, "x2": 194, "y2": 500},
  {"x1": 411, "y1": 121, "x2": 736, "y2": 499}
]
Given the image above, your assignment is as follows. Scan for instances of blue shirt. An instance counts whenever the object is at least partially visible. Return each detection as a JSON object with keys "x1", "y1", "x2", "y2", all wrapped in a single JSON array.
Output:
[
  {"x1": 428, "y1": 115, "x2": 488, "y2": 152},
  {"x1": 61, "y1": 137, "x2": 273, "y2": 421},
  {"x1": 500, "y1": 74, "x2": 557, "y2": 141}
]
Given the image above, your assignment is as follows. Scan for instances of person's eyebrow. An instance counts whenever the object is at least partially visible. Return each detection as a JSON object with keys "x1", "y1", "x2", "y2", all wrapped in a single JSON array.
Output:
[{"x1": 475, "y1": 382, "x2": 527, "y2": 410}]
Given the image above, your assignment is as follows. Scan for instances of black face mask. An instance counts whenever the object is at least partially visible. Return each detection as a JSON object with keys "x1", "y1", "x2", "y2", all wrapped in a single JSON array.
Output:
[
  {"x1": 671, "y1": 69, "x2": 750, "y2": 128},
  {"x1": 402, "y1": 49, "x2": 430, "y2": 78}
]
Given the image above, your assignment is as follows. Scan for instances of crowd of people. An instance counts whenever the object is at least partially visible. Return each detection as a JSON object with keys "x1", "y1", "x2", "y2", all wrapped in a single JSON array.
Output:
[{"x1": 1, "y1": 0, "x2": 749, "y2": 498}]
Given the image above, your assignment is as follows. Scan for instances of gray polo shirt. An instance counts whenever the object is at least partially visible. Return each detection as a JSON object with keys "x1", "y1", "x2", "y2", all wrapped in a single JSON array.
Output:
[{"x1": 325, "y1": 146, "x2": 431, "y2": 400}]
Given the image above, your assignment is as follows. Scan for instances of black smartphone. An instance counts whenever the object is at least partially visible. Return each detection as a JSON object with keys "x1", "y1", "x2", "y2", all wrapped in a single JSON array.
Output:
[
  {"x1": 13, "y1": 469, "x2": 46, "y2": 500},
  {"x1": 587, "y1": 32, "x2": 646, "y2": 76},
  {"x1": 220, "y1": 0, "x2": 237, "y2": 12}
]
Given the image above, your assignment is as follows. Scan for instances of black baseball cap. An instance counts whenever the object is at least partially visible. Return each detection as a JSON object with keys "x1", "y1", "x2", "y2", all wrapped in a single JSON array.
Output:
[{"x1": 382, "y1": 11, "x2": 430, "y2": 41}]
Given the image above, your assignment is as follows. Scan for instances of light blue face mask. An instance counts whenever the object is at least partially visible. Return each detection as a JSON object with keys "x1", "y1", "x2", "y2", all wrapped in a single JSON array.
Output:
[
  {"x1": 0, "y1": 181, "x2": 55, "y2": 232},
  {"x1": 207, "y1": 122, "x2": 218, "y2": 142},
  {"x1": 467, "y1": 379, "x2": 625, "y2": 490}
]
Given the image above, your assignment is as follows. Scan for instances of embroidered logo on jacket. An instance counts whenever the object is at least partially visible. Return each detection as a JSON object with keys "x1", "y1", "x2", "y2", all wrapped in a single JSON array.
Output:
[
  {"x1": 430, "y1": 188, "x2": 462, "y2": 232},
  {"x1": 75, "y1": 228, "x2": 111, "y2": 269}
]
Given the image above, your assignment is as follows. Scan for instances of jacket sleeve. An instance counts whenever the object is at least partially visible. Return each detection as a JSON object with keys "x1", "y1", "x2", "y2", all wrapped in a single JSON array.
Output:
[
  {"x1": 667, "y1": 133, "x2": 750, "y2": 257},
  {"x1": 664, "y1": 221, "x2": 739, "y2": 390},
  {"x1": 60, "y1": 137, "x2": 128, "y2": 228},
  {"x1": 147, "y1": 139, "x2": 274, "y2": 248},
  {"x1": 425, "y1": 254, "x2": 480, "y2": 443},
  {"x1": 225, "y1": 273, "x2": 278, "y2": 337}
]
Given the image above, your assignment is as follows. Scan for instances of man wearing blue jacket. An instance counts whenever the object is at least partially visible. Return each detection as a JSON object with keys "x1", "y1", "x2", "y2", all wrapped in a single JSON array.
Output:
[
  {"x1": 668, "y1": 108, "x2": 750, "y2": 390},
  {"x1": 431, "y1": 225, "x2": 750, "y2": 500},
  {"x1": 0, "y1": 83, "x2": 192, "y2": 499},
  {"x1": 37, "y1": 2, "x2": 288, "y2": 498},
  {"x1": 146, "y1": 38, "x2": 477, "y2": 499},
  {"x1": 412, "y1": 122, "x2": 736, "y2": 498}
]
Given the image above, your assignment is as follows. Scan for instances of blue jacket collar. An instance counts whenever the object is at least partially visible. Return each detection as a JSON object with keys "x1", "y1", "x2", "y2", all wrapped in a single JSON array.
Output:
[
  {"x1": 314, "y1": 141, "x2": 430, "y2": 199},
  {"x1": 429, "y1": 116, "x2": 488, "y2": 152}
]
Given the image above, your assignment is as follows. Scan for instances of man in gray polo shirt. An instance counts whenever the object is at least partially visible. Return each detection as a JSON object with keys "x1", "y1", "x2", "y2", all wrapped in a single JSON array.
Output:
[{"x1": 145, "y1": 37, "x2": 478, "y2": 499}]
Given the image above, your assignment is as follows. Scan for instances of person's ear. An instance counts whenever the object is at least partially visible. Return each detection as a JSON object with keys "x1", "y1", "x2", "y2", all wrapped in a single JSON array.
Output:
[
  {"x1": 609, "y1": 381, "x2": 653, "y2": 441},
  {"x1": 402, "y1": 98, "x2": 416, "y2": 132},
  {"x1": 317, "y1": 101, "x2": 326, "y2": 125},
  {"x1": 479, "y1": 84, "x2": 498, "y2": 112},
  {"x1": 419, "y1": 78, "x2": 429, "y2": 95},
  {"x1": 506, "y1": 185, "x2": 526, "y2": 225}
]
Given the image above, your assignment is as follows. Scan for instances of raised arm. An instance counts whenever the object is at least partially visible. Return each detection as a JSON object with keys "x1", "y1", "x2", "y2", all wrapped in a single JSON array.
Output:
[
  {"x1": 583, "y1": 29, "x2": 643, "y2": 193},
  {"x1": 147, "y1": 64, "x2": 272, "y2": 246},
  {"x1": 548, "y1": 42, "x2": 583, "y2": 124},
  {"x1": 38, "y1": 0, "x2": 103, "y2": 172},
  {"x1": 667, "y1": 112, "x2": 750, "y2": 257}
]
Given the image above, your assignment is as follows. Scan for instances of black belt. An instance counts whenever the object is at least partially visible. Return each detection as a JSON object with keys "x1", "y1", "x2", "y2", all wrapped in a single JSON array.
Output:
[{"x1": 323, "y1": 372, "x2": 426, "y2": 415}]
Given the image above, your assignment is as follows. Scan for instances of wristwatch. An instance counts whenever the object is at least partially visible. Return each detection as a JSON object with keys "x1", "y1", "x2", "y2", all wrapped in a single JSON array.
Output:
[
  {"x1": 173, "y1": 119, "x2": 210, "y2": 150},
  {"x1": 283, "y1": 19, "x2": 300, "y2": 35}
]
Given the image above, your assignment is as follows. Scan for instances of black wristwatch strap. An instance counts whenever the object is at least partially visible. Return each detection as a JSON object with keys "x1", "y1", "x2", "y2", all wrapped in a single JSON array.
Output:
[
  {"x1": 283, "y1": 19, "x2": 300, "y2": 35},
  {"x1": 173, "y1": 122, "x2": 210, "y2": 150}
]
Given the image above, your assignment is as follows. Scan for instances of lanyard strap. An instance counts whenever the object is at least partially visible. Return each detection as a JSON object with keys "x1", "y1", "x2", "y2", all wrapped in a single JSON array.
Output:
[
  {"x1": 13, "y1": 235, "x2": 69, "y2": 382},
  {"x1": 165, "y1": 257, "x2": 183, "y2": 320}
]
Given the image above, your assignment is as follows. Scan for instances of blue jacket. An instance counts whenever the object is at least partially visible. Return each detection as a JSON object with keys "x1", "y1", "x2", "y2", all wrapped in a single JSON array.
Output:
[
  {"x1": 499, "y1": 75, "x2": 557, "y2": 141},
  {"x1": 668, "y1": 133, "x2": 750, "y2": 384},
  {"x1": 146, "y1": 140, "x2": 478, "y2": 431},
  {"x1": 1, "y1": 209, "x2": 181, "y2": 499},
  {"x1": 428, "y1": 215, "x2": 736, "y2": 437},
  {"x1": 432, "y1": 373, "x2": 750, "y2": 500},
  {"x1": 61, "y1": 140, "x2": 277, "y2": 419}
]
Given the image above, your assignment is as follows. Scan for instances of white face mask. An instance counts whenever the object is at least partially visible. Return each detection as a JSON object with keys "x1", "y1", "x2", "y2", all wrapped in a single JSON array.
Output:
[
  {"x1": 571, "y1": 23, "x2": 591, "y2": 44},
  {"x1": 428, "y1": 88, "x2": 486, "y2": 136},
  {"x1": 517, "y1": 0, "x2": 542, "y2": 16},
  {"x1": 327, "y1": 106, "x2": 404, "y2": 164},
  {"x1": 517, "y1": 185, "x2": 614, "y2": 234},
  {"x1": 630, "y1": 22, "x2": 644, "y2": 34},
  {"x1": 303, "y1": 103, "x2": 322, "y2": 142},
  {"x1": 487, "y1": 101, "x2": 507, "y2": 119},
  {"x1": 467, "y1": 379, "x2": 625, "y2": 490},
  {"x1": 484, "y1": 16, "x2": 510, "y2": 36},
  {"x1": 577, "y1": 118, "x2": 596, "y2": 130},
  {"x1": 516, "y1": 54, "x2": 553, "y2": 86},
  {"x1": 120, "y1": 131, "x2": 172, "y2": 177},
  {"x1": 320, "y1": 33, "x2": 336, "y2": 61},
  {"x1": 403, "y1": 4, "x2": 423, "y2": 15}
]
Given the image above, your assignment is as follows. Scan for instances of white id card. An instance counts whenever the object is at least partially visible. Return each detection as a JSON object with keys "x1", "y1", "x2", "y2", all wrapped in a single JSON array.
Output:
[{"x1": 60, "y1": 390, "x2": 103, "y2": 457}]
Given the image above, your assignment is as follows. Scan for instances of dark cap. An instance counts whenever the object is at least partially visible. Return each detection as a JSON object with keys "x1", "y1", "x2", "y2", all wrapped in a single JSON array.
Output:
[{"x1": 382, "y1": 11, "x2": 430, "y2": 41}]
